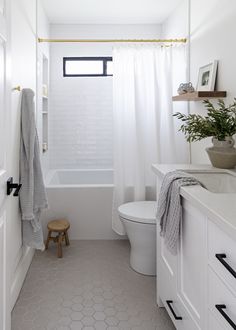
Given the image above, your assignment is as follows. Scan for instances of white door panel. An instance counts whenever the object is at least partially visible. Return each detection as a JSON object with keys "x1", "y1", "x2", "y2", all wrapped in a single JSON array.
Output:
[
  {"x1": 11, "y1": 0, "x2": 36, "y2": 267},
  {"x1": 0, "y1": 17, "x2": 7, "y2": 198},
  {"x1": 0, "y1": 14, "x2": 7, "y2": 38},
  {"x1": 0, "y1": 0, "x2": 11, "y2": 328},
  {"x1": 0, "y1": 0, "x2": 4, "y2": 14},
  {"x1": 9, "y1": 0, "x2": 36, "y2": 310},
  {"x1": 0, "y1": 212, "x2": 6, "y2": 328}
]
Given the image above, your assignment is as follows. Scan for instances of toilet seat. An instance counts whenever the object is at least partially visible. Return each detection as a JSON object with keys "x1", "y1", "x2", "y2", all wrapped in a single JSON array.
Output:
[{"x1": 118, "y1": 201, "x2": 157, "y2": 225}]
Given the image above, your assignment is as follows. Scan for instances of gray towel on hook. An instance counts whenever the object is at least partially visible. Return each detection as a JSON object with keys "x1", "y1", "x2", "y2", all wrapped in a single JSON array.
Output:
[
  {"x1": 156, "y1": 171, "x2": 203, "y2": 255},
  {"x1": 19, "y1": 88, "x2": 48, "y2": 250}
]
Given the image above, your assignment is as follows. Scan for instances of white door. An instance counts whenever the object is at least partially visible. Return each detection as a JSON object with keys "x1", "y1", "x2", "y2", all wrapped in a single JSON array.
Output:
[{"x1": 0, "y1": 0, "x2": 11, "y2": 329}]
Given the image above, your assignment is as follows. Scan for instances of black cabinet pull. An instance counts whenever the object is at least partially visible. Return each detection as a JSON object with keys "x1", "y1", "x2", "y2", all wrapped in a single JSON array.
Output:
[
  {"x1": 7, "y1": 177, "x2": 22, "y2": 197},
  {"x1": 215, "y1": 304, "x2": 236, "y2": 329},
  {"x1": 166, "y1": 300, "x2": 182, "y2": 320},
  {"x1": 215, "y1": 254, "x2": 236, "y2": 278}
]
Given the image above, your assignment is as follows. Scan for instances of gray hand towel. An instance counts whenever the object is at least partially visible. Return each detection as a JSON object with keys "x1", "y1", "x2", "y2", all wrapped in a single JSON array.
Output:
[
  {"x1": 156, "y1": 171, "x2": 203, "y2": 255},
  {"x1": 19, "y1": 88, "x2": 48, "y2": 250}
]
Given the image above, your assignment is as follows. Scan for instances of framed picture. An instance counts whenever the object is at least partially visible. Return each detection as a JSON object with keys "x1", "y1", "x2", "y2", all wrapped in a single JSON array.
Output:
[{"x1": 197, "y1": 60, "x2": 218, "y2": 91}]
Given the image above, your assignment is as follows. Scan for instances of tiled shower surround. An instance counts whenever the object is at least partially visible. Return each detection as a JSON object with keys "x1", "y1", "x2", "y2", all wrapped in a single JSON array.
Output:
[{"x1": 49, "y1": 70, "x2": 113, "y2": 169}]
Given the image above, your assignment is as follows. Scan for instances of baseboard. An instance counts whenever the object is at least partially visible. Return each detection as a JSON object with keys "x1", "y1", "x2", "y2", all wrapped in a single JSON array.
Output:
[{"x1": 10, "y1": 246, "x2": 35, "y2": 310}]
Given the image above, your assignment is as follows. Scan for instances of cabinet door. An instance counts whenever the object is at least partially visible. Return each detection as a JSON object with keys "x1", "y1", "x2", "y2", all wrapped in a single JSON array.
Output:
[
  {"x1": 178, "y1": 200, "x2": 207, "y2": 329},
  {"x1": 159, "y1": 260, "x2": 200, "y2": 330},
  {"x1": 156, "y1": 176, "x2": 177, "y2": 306},
  {"x1": 158, "y1": 251, "x2": 181, "y2": 328},
  {"x1": 157, "y1": 230, "x2": 178, "y2": 306},
  {"x1": 160, "y1": 237, "x2": 178, "y2": 282}
]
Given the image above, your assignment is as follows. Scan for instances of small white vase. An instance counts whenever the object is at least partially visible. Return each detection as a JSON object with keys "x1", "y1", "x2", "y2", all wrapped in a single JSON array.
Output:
[{"x1": 206, "y1": 136, "x2": 236, "y2": 169}]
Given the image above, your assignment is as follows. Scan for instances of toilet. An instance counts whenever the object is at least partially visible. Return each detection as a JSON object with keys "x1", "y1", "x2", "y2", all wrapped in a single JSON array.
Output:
[{"x1": 118, "y1": 201, "x2": 157, "y2": 276}]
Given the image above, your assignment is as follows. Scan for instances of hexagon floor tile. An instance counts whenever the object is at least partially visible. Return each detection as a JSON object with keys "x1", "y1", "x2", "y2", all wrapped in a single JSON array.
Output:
[{"x1": 12, "y1": 240, "x2": 174, "y2": 330}]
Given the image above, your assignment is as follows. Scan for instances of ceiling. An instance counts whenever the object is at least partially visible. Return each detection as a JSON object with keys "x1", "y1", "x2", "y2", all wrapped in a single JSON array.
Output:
[{"x1": 41, "y1": 0, "x2": 183, "y2": 25}]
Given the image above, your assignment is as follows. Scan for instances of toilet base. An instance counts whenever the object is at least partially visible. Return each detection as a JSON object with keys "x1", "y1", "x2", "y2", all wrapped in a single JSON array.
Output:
[
  {"x1": 130, "y1": 243, "x2": 156, "y2": 276},
  {"x1": 121, "y1": 217, "x2": 156, "y2": 276}
]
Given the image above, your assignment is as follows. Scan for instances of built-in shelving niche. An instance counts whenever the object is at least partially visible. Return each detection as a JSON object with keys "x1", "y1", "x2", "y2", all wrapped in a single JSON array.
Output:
[{"x1": 42, "y1": 54, "x2": 49, "y2": 153}]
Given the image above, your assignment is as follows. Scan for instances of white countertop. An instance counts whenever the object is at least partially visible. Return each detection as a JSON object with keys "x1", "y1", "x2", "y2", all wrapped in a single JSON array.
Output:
[{"x1": 152, "y1": 164, "x2": 236, "y2": 241}]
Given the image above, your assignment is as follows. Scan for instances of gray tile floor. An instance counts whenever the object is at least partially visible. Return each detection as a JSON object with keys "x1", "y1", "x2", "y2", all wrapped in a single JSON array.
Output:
[{"x1": 12, "y1": 240, "x2": 174, "y2": 330}]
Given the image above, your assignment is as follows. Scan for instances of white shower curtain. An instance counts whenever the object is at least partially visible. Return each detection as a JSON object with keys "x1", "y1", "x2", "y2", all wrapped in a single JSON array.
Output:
[{"x1": 112, "y1": 44, "x2": 189, "y2": 235}]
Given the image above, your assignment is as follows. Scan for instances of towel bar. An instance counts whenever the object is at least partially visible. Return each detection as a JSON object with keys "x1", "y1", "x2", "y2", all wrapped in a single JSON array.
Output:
[{"x1": 12, "y1": 86, "x2": 21, "y2": 91}]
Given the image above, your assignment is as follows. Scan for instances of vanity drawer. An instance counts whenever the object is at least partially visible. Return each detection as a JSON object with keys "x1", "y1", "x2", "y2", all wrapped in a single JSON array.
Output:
[
  {"x1": 208, "y1": 220, "x2": 236, "y2": 295},
  {"x1": 208, "y1": 267, "x2": 236, "y2": 329},
  {"x1": 208, "y1": 311, "x2": 226, "y2": 330}
]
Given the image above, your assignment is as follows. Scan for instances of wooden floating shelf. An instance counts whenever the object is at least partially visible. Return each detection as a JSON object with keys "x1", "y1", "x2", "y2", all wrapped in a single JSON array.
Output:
[{"x1": 172, "y1": 91, "x2": 227, "y2": 101}]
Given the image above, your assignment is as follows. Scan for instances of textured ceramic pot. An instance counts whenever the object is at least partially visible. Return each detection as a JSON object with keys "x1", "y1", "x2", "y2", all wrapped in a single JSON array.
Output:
[{"x1": 206, "y1": 136, "x2": 236, "y2": 169}]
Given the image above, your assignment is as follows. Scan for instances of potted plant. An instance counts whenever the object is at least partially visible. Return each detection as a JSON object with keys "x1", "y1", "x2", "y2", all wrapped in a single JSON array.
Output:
[{"x1": 174, "y1": 99, "x2": 236, "y2": 168}]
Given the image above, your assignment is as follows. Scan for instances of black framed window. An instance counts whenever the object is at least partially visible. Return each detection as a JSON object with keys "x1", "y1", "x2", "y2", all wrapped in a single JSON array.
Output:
[{"x1": 63, "y1": 57, "x2": 113, "y2": 77}]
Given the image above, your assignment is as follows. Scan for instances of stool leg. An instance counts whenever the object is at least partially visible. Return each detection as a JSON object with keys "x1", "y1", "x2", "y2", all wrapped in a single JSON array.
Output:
[
  {"x1": 57, "y1": 233, "x2": 63, "y2": 258},
  {"x1": 65, "y1": 230, "x2": 70, "y2": 246},
  {"x1": 45, "y1": 230, "x2": 51, "y2": 250}
]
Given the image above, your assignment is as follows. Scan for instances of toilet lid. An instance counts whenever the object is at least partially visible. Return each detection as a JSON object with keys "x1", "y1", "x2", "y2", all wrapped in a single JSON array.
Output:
[{"x1": 118, "y1": 201, "x2": 157, "y2": 224}]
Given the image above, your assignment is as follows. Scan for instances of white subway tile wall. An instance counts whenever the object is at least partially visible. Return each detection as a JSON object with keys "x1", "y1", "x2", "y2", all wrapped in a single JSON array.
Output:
[{"x1": 49, "y1": 73, "x2": 113, "y2": 169}]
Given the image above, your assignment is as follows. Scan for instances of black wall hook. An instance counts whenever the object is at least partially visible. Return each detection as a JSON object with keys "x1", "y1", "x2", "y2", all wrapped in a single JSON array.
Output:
[{"x1": 7, "y1": 177, "x2": 22, "y2": 197}]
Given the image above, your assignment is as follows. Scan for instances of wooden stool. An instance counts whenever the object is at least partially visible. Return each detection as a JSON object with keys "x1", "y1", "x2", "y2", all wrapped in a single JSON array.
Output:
[{"x1": 45, "y1": 219, "x2": 70, "y2": 258}]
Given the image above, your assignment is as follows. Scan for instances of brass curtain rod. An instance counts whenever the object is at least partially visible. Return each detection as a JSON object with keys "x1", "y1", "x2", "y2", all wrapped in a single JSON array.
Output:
[{"x1": 38, "y1": 38, "x2": 187, "y2": 43}]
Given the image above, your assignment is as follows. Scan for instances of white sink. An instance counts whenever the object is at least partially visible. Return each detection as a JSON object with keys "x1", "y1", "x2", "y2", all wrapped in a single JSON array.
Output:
[{"x1": 181, "y1": 170, "x2": 236, "y2": 194}]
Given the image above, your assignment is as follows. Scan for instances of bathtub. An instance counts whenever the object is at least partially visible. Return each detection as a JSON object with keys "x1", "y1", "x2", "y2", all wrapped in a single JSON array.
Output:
[
  {"x1": 46, "y1": 169, "x2": 114, "y2": 186},
  {"x1": 42, "y1": 169, "x2": 120, "y2": 240}
]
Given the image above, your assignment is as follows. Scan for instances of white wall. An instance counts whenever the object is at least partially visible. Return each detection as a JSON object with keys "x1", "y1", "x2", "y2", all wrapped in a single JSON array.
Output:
[
  {"x1": 161, "y1": 0, "x2": 189, "y2": 39},
  {"x1": 190, "y1": 0, "x2": 236, "y2": 163},
  {"x1": 49, "y1": 24, "x2": 161, "y2": 169},
  {"x1": 162, "y1": 0, "x2": 236, "y2": 164},
  {"x1": 37, "y1": 1, "x2": 50, "y2": 175},
  {"x1": 161, "y1": 0, "x2": 190, "y2": 164}
]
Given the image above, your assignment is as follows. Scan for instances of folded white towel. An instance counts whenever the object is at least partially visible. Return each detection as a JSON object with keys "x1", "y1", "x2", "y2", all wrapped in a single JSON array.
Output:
[{"x1": 156, "y1": 171, "x2": 202, "y2": 255}]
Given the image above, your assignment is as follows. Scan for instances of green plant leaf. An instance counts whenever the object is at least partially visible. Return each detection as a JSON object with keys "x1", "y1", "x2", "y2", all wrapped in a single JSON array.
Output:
[{"x1": 173, "y1": 99, "x2": 236, "y2": 142}]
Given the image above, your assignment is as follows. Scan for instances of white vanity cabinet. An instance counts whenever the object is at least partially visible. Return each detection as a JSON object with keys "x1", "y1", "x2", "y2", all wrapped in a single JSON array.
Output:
[{"x1": 155, "y1": 173, "x2": 236, "y2": 330}]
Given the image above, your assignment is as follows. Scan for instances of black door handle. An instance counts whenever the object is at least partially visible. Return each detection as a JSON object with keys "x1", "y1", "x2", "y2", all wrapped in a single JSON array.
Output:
[
  {"x1": 13, "y1": 183, "x2": 22, "y2": 196},
  {"x1": 166, "y1": 300, "x2": 182, "y2": 320},
  {"x1": 7, "y1": 177, "x2": 22, "y2": 197},
  {"x1": 215, "y1": 254, "x2": 236, "y2": 278},
  {"x1": 215, "y1": 304, "x2": 236, "y2": 329}
]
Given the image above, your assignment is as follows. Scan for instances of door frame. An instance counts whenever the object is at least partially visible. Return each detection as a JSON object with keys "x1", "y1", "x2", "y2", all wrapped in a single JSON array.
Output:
[{"x1": 0, "y1": 0, "x2": 12, "y2": 328}]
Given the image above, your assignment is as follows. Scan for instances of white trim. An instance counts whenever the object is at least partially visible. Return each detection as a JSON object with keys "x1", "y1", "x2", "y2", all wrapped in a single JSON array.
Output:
[{"x1": 10, "y1": 247, "x2": 34, "y2": 310}]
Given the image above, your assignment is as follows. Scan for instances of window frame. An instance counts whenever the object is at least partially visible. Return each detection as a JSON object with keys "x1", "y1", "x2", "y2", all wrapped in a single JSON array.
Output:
[{"x1": 63, "y1": 56, "x2": 113, "y2": 77}]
